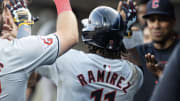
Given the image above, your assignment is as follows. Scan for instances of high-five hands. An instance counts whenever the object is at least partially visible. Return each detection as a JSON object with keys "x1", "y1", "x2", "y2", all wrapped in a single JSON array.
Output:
[
  {"x1": 117, "y1": 0, "x2": 137, "y2": 38},
  {"x1": 145, "y1": 53, "x2": 164, "y2": 79},
  {"x1": 6, "y1": 0, "x2": 39, "y2": 27}
]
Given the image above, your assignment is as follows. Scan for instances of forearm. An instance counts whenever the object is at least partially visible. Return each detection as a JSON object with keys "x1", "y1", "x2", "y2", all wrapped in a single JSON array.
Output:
[
  {"x1": 56, "y1": 12, "x2": 79, "y2": 54},
  {"x1": 126, "y1": 48, "x2": 144, "y2": 67},
  {"x1": 55, "y1": 0, "x2": 79, "y2": 55},
  {"x1": 17, "y1": 25, "x2": 32, "y2": 39}
]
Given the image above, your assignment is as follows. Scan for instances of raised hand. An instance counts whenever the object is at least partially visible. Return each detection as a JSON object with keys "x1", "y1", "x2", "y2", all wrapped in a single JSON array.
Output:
[
  {"x1": 145, "y1": 53, "x2": 163, "y2": 79},
  {"x1": 117, "y1": 0, "x2": 137, "y2": 38},
  {"x1": 6, "y1": 0, "x2": 38, "y2": 27},
  {"x1": 1, "y1": 4, "x2": 17, "y2": 40}
]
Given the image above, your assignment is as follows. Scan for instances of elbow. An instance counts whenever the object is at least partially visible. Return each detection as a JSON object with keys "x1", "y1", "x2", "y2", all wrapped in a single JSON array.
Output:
[
  {"x1": 73, "y1": 30, "x2": 79, "y2": 45},
  {"x1": 74, "y1": 37, "x2": 79, "y2": 45}
]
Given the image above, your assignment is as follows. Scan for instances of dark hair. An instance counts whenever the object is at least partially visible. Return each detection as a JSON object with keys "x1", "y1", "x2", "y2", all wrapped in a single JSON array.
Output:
[
  {"x1": 87, "y1": 44, "x2": 128, "y2": 59},
  {"x1": 137, "y1": 0, "x2": 149, "y2": 5}
]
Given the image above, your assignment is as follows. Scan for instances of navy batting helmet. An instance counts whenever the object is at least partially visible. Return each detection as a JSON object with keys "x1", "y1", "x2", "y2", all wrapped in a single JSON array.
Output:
[{"x1": 81, "y1": 6, "x2": 127, "y2": 52}]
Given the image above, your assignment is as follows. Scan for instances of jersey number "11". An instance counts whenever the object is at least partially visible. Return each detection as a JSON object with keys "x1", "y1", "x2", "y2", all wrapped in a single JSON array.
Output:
[{"x1": 91, "y1": 89, "x2": 116, "y2": 101}]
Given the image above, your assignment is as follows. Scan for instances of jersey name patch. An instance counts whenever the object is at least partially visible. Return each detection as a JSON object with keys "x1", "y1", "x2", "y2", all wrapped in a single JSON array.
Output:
[{"x1": 77, "y1": 70, "x2": 131, "y2": 93}]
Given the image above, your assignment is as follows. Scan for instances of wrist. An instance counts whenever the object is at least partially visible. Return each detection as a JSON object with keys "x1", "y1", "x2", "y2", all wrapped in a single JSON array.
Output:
[
  {"x1": 17, "y1": 25, "x2": 31, "y2": 38},
  {"x1": 54, "y1": 0, "x2": 72, "y2": 15},
  {"x1": 17, "y1": 21, "x2": 34, "y2": 28}
]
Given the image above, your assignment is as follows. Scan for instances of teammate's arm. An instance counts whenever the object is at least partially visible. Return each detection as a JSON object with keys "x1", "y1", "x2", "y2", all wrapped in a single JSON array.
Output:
[
  {"x1": 54, "y1": 0, "x2": 79, "y2": 56},
  {"x1": 6, "y1": 0, "x2": 35, "y2": 38}
]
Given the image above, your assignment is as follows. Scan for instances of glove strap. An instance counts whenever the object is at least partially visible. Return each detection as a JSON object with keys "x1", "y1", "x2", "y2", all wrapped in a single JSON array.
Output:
[
  {"x1": 18, "y1": 21, "x2": 34, "y2": 27},
  {"x1": 14, "y1": 19, "x2": 34, "y2": 27}
]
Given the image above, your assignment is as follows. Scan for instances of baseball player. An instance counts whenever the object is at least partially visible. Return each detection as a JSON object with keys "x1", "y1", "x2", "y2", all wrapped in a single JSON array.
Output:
[
  {"x1": 150, "y1": 42, "x2": 180, "y2": 101},
  {"x1": 125, "y1": 0, "x2": 179, "y2": 101},
  {"x1": 37, "y1": 2, "x2": 143, "y2": 101},
  {"x1": 0, "y1": 0, "x2": 79, "y2": 101},
  {"x1": 2, "y1": 0, "x2": 38, "y2": 40}
]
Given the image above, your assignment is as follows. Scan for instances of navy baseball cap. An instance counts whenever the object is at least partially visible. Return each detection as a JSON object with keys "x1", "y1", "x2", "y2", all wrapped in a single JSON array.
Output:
[{"x1": 143, "y1": 0, "x2": 175, "y2": 19}]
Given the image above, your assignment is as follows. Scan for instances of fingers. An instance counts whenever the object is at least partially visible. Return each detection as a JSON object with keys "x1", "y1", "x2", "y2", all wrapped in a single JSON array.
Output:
[
  {"x1": 16, "y1": 0, "x2": 23, "y2": 8},
  {"x1": 152, "y1": 64, "x2": 163, "y2": 78},
  {"x1": 133, "y1": 2, "x2": 137, "y2": 9},
  {"x1": 121, "y1": 1, "x2": 134, "y2": 21},
  {"x1": 150, "y1": 54, "x2": 156, "y2": 64},
  {"x1": 0, "y1": 33, "x2": 15, "y2": 40},
  {"x1": 131, "y1": 26, "x2": 140, "y2": 31},
  {"x1": 0, "y1": 33, "x2": 9, "y2": 39},
  {"x1": 32, "y1": 16, "x2": 40, "y2": 22},
  {"x1": 15, "y1": 0, "x2": 19, "y2": 4},
  {"x1": 145, "y1": 53, "x2": 163, "y2": 78},
  {"x1": 128, "y1": 1, "x2": 136, "y2": 21},
  {"x1": 145, "y1": 53, "x2": 152, "y2": 69},
  {"x1": 2, "y1": 23, "x2": 17, "y2": 39},
  {"x1": 127, "y1": 0, "x2": 130, "y2": 5},
  {"x1": 145, "y1": 53, "x2": 157, "y2": 64},
  {"x1": 20, "y1": 0, "x2": 27, "y2": 8},
  {"x1": 8, "y1": 0, "x2": 24, "y2": 10},
  {"x1": 3, "y1": 14, "x2": 11, "y2": 25},
  {"x1": 117, "y1": 1, "x2": 123, "y2": 12},
  {"x1": 6, "y1": 0, "x2": 27, "y2": 21},
  {"x1": 9, "y1": 0, "x2": 15, "y2": 6},
  {"x1": 130, "y1": 1, "x2": 136, "y2": 14},
  {"x1": 145, "y1": 53, "x2": 157, "y2": 72},
  {"x1": 7, "y1": 35, "x2": 15, "y2": 40},
  {"x1": 6, "y1": 4, "x2": 13, "y2": 11},
  {"x1": 2, "y1": 24, "x2": 13, "y2": 35}
]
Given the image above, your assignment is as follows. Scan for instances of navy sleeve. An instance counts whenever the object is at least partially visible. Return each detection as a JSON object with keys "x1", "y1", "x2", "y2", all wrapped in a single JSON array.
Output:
[{"x1": 135, "y1": 44, "x2": 147, "y2": 67}]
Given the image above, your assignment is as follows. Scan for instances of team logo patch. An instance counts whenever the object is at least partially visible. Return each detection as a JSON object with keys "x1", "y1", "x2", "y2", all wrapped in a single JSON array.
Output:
[
  {"x1": 152, "y1": 0, "x2": 159, "y2": 9},
  {"x1": 40, "y1": 37, "x2": 53, "y2": 46}
]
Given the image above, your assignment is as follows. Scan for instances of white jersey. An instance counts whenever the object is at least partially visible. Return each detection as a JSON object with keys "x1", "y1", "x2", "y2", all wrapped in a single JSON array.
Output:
[
  {"x1": 0, "y1": 34, "x2": 60, "y2": 101},
  {"x1": 37, "y1": 49, "x2": 143, "y2": 101}
]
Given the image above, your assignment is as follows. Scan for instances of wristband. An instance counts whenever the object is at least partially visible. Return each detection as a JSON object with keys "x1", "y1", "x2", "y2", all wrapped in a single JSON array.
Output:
[{"x1": 54, "y1": 0, "x2": 72, "y2": 15}]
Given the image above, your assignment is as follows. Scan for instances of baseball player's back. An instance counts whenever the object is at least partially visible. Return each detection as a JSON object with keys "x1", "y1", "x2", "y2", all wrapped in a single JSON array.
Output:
[
  {"x1": 37, "y1": 4, "x2": 143, "y2": 101},
  {"x1": 38, "y1": 49, "x2": 143, "y2": 101}
]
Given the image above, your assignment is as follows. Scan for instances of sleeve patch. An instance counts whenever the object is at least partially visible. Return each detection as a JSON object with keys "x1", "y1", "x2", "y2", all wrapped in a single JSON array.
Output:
[{"x1": 40, "y1": 37, "x2": 53, "y2": 46}]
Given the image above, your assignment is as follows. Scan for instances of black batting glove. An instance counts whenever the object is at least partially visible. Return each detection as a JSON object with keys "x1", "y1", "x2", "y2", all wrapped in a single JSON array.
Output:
[{"x1": 121, "y1": 1, "x2": 136, "y2": 38}]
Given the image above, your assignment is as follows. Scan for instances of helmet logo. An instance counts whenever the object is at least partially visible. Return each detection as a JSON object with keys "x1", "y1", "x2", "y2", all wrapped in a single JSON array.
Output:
[
  {"x1": 103, "y1": 65, "x2": 111, "y2": 71},
  {"x1": 152, "y1": 0, "x2": 159, "y2": 9},
  {"x1": 108, "y1": 40, "x2": 114, "y2": 49}
]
